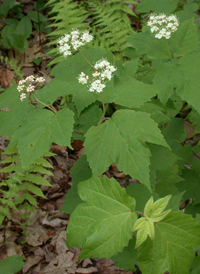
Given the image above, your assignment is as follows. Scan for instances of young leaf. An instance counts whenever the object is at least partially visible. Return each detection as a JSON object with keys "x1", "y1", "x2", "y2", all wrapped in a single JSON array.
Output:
[
  {"x1": 66, "y1": 175, "x2": 137, "y2": 259},
  {"x1": 85, "y1": 109, "x2": 169, "y2": 190},
  {"x1": 138, "y1": 212, "x2": 200, "y2": 274},
  {"x1": 9, "y1": 108, "x2": 74, "y2": 168}
]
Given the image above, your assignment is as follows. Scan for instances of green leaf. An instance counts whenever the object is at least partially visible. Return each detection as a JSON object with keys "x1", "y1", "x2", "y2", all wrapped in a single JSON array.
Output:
[
  {"x1": 108, "y1": 75, "x2": 158, "y2": 108},
  {"x1": 24, "y1": 174, "x2": 52, "y2": 186},
  {"x1": 9, "y1": 108, "x2": 74, "y2": 168},
  {"x1": 111, "y1": 238, "x2": 137, "y2": 271},
  {"x1": 85, "y1": 109, "x2": 169, "y2": 190},
  {"x1": 153, "y1": 52, "x2": 200, "y2": 113},
  {"x1": 176, "y1": 169, "x2": 200, "y2": 204},
  {"x1": 0, "y1": 255, "x2": 25, "y2": 274},
  {"x1": 169, "y1": 18, "x2": 199, "y2": 57},
  {"x1": 61, "y1": 155, "x2": 92, "y2": 214},
  {"x1": 66, "y1": 176, "x2": 137, "y2": 259},
  {"x1": 136, "y1": 0, "x2": 179, "y2": 13},
  {"x1": 126, "y1": 184, "x2": 159, "y2": 212},
  {"x1": 0, "y1": 0, "x2": 15, "y2": 17},
  {"x1": 18, "y1": 183, "x2": 46, "y2": 198},
  {"x1": 191, "y1": 255, "x2": 200, "y2": 274},
  {"x1": 138, "y1": 212, "x2": 200, "y2": 274},
  {"x1": 73, "y1": 104, "x2": 102, "y2": 141},
  {"x1": 49, "y1": 49, "x2": 114, "y2": 114},
  {"x1": 127, "y1": 33, "x2": 170, "y2": 60},
  {"x1": 16, "y1": 16, "x2": 32, "y2": 38},
  {"x1": 0, "y1": 85, "x2": 34, "y2": 137}
]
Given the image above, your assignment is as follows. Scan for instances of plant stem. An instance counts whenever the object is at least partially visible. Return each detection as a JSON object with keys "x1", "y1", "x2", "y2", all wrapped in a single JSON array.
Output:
[
  {"x1": 36, "y1": 0, "x2": 41, "y2": 46},
  {"x1": 135, "y1": 211, "x2": 143, "y2": 215},
  {"x1": 165, "y1": 40, "x2": 173, "y2": 63},
  {"x1": 33, "y1": 95, "x2": 57, "y2": 113}
]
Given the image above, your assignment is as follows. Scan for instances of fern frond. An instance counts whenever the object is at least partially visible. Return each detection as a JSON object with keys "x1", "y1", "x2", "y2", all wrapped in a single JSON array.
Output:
[
  {"x1": 46, "y1": 0, "x2": 90, "y2": 66},
  {"x1": 0, "y1": 149, "x2": 53, "y2": 229}
]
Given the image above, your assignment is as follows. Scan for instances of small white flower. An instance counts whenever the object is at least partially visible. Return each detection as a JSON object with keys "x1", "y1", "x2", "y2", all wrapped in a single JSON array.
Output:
[
  {"x1": 36, "y1": 77, "x2": 45, "y2": 83},
  {"x1": 92, "y1": 71, "x2": 100, "y2": 77},
  {"x1": 20, "y1": 93, "x2": 26, "y2": 101},
  {"x1": 148, "y1": 13, "x2": 179, "y2": 39},
  {"x1": 89, "y1": 80, "x2": 105, "y2": 93},
  {"x1": 81, "y1": 31, "x2": 93, "y2": 43},
  {"x1": 26, "y1": 75, "x2": 35, "y2": 82},
  {"x1": 78, "y1": 72, "x2": 89, "y2": 84}
]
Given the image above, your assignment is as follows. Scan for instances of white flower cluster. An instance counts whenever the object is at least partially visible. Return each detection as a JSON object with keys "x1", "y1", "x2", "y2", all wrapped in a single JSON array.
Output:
[
  {"x1": 147, "y1": 13, "x2": 179, "y2": 39},
  {"x1": 17, "y1": 75, "x2": 45, "y2": 101},
  {"x1": 58, "y1": 29, "x2": 93, "y2": 58},
  {"x1": 78, "y1": 59, "x2": 117, "y2": 93}
]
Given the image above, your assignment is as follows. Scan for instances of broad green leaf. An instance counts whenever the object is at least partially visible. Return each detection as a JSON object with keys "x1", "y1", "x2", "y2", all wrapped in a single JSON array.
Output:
[
  {"x1": 185, "y1": 203, "x2": 200, "y2": 218},
  {"x1": 168, "y1": 18, "x2": 199, "y2": 57},
  {"x1": 126, "y1": 184, "x2": 159, "y2": 212},
  {"x1": 16, "y1": 16, "x2": 32, "y2": 38},
  {"x1": 0, "y1": 0, "x2": 15, "y2": 17},
  {"x1": 61, "y1": 155, "x2": 92, "y2": 214},
  {"x1": 85, "y1": 109, "x2": 169, "y2": 190},
  {"x1": 153, "y1": 52, "x2": 200, "y2": 113},
  {"x1": 136, "y1": 0, "x2": 179, "y2": 13},
  {"x1": 176, "y1": 3, "x2": 199, "y2": 23},
  {"x1": 49, "y1": 49, "x2": 114, "y2": 114},
  {"x1": 73, "y1": 104, "x2": 102, "y2": 141},
  {"x1": 9, "y1": 108, "x2": 74, "y2": 168},
  {"x1": 176, "y1": 169, "x2": 200, "y2": 204},
  {"x1": 112, "y1": 238, "x2": 137, "y2": 271},
  {"x1": 127, "y1": 33, "x2": 170, "y2": 60},
  {"x1": 66, "y1": 176, "x2": 137, "y2": 258},
  {"x1": 108, "y1": 75, "x2": 158, "y2": 108},
  {"x1": 191, "y1": 255, "x2": 200, "y2": 274},
  {"x1": 0, "y1": 255, "x2": 25, "y2": 274},
  {"x1": 0, "y1": 85, "x2": 34, "y2": 137},
  {"x1": 138, "y1": 212, "x2": 200, "y2": 274},
  {"x1": 149, "y1": 144, "x2": 180, "y2": 184}
]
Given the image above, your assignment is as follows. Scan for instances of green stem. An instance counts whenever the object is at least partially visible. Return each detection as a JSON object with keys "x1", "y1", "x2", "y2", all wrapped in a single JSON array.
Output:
[
  {"x1": 165, "y1": 40, "x2": 173, "y2": 63},
  {"x1": 33, "y1": 95, "x2": 57, "y2": 113}
]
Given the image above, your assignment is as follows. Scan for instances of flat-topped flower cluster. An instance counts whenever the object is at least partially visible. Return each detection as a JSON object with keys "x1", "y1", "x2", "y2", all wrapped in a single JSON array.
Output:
[
  {"x1": 17, "y1": 75, "x2": 45, "y2": 101},
  {"x1": 78, "y1": 59, "x2": 117, "y2": 93},
  {"x1": 147, "y1": 13, "x2": 179, "y2": 39},
  {"x1": 58, "y1": 29, "x2": 93, "y2": 58}
]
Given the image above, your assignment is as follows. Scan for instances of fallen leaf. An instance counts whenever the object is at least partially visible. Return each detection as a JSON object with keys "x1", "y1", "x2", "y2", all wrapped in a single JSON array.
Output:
[{"x1": 0, "y1": 67, "x2": 15, "y2": 88}]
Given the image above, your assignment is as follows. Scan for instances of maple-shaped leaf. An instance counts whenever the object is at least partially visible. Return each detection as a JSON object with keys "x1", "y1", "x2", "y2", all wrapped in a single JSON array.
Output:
[
  {"x1": 46, "y1": 49, "x2": 114, "y2": 114},
  {"x1": 85, "y1": 109, "x2": 169, "y2": 190},
  {"x1": 0, "y1": 85, "x2": 34, "y2": 136},
  {"x1": 168, "y1": 18, "x2": 199, "y2": 57},
  {"x1": 9, "y1": 108, "x2": 74, "y2": 168},
  {"x1": 136, "y1": 0, "x2": 179, "y2": 13},
  {"x1": 61, "y1": 155, "x2": 92, "y2": 214},
  {"x1": 66, "y1": 176, "x2": 137, "y2": 259},
  {"x1": 138, "y1": 212, "x2": 200, "y2": 274},
  {"x1": 128, "y1": 18, "x2": 198, "y2": 61},
  {"x1": 107, "y1": 74, "x2": 158, "y2": 109},
  {"x1": 153, "y1": 52, "x2": 200, "y2": 113}
]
